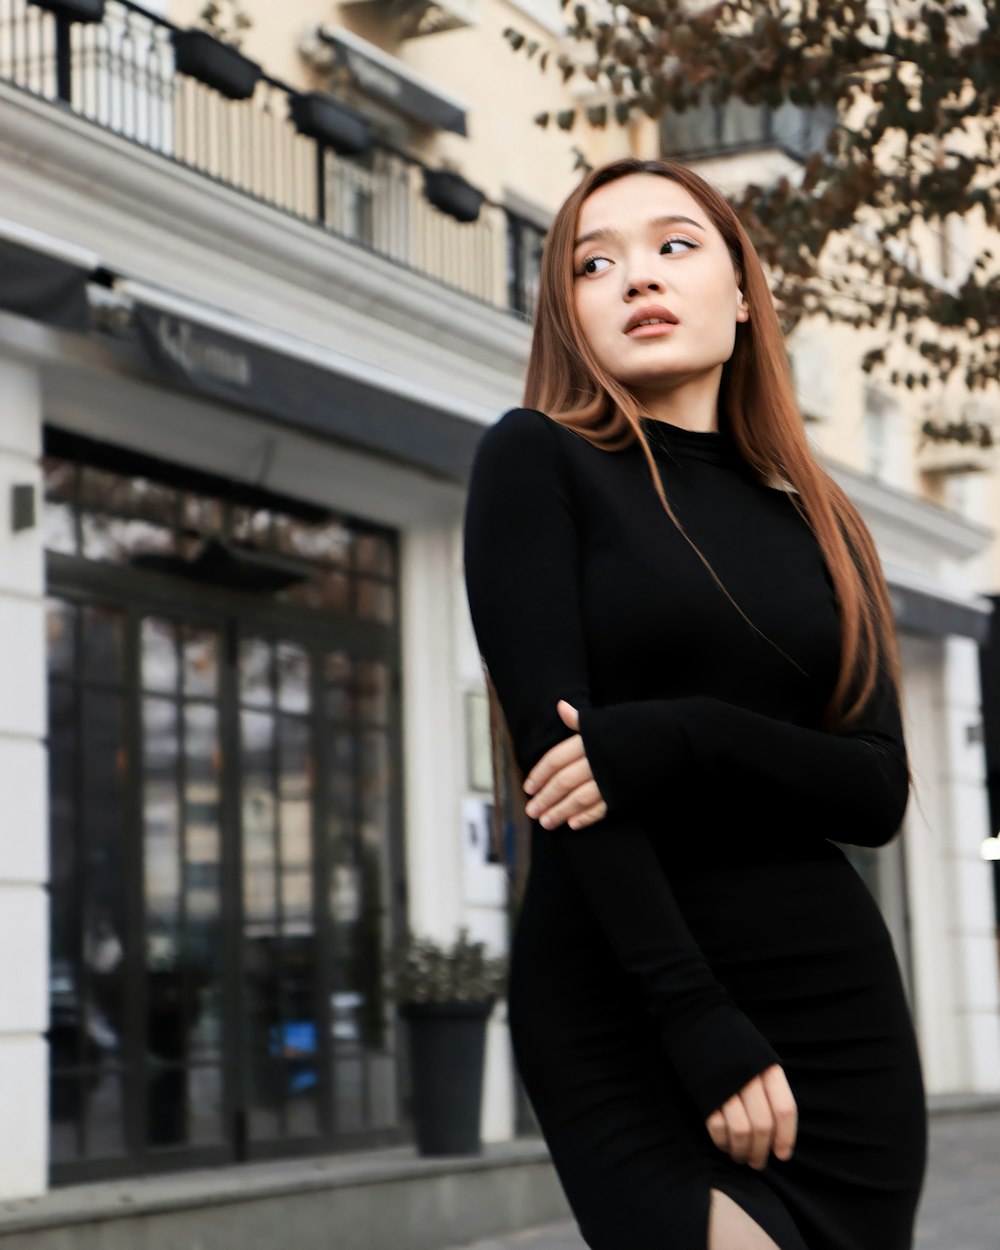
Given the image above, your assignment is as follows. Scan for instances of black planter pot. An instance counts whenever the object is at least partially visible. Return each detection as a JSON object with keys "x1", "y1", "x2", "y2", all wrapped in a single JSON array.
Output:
[
  {"x1": 29, "y1": 0, "x2": 105, "y2": 20},
  {"x1": 399, "y1": 998, "x2": 494, "y2": 1155},
  {"x1": 171, "y1": 28, "x2": 262, "y2": 101},
  {"x1": 289, "y1": 92, "x2": 372, "y2": 157},
  {"x1": 422, "y1": 169, "x2": 486, "y2": 224}
]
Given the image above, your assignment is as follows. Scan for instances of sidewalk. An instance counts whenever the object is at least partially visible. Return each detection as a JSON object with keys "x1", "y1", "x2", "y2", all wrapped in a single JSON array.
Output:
[{"x1": 440, "y1": 1108, "x2": 1000, "y2": 1250}]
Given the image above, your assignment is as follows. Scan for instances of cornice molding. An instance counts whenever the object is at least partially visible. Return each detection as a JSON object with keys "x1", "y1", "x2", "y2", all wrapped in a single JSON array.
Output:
[
  {"x1": 0, "y1": 83, "x2": 528, "y2": 411},
  {"x1": 828, "y1": 459, "x2": 994, "y2": 563}
]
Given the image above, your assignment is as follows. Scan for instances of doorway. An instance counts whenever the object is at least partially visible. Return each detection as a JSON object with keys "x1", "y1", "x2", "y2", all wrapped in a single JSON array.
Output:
[{"x1": 44, "y1": 439, "x2": 406, "y2": 1182}]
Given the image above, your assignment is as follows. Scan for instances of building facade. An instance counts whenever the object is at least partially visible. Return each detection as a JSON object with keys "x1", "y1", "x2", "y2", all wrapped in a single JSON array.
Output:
[{"x1": 0, "y1": 0, "x2": 997, "y2": 1225}]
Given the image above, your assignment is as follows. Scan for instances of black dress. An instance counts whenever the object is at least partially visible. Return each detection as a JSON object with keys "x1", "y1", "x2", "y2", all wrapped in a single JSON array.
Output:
[{"x1": 462, "y1": 406, "x2": 927, "y2": 1250}]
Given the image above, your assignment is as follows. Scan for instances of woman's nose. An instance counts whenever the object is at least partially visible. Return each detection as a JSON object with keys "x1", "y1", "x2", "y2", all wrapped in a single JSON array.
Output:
[{"x1": 625, "y1": 275, "x2": 665, "y2": 298}]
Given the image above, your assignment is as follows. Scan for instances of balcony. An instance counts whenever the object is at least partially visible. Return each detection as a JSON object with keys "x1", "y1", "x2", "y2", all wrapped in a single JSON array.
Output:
[
  {"x1": 0, "y1": 0, "x2": 543, "y2": 320},
  {"x1": 661, "y1": 91, "x2": 836, "y2": 164}
]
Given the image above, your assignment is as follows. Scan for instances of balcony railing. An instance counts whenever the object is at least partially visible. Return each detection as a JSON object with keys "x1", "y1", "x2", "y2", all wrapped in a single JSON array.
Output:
[
  {"x1": 0, "y1": 0, "x2": 544, "y2": 320},
  {"x1": 661, "y1": 91, "x2": 836, "y2": 163}
]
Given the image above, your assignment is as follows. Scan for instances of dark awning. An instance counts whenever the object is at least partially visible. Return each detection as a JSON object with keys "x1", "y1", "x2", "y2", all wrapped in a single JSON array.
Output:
[
  {"x1": 889, "y1": 581, "x2": 993, "y2": 644},
  {"x1": 316, "y1": 27, "x2": 467, "y2": 136},
  {"x1": 0, "y1": 237, "x2": 91, "y2": 331},
  {"x1": 132, "y1": 302, "x2": 484, "y2": 482}
]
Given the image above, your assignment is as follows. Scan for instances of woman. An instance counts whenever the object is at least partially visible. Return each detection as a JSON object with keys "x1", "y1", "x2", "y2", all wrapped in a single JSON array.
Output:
[{"x1": 462, "y1": 158, "x2": 927, "y2": 1250}]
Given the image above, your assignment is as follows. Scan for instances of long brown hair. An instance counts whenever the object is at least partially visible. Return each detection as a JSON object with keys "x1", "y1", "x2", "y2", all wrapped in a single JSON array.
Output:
[{"x1": 485, "y1": 157, "x2": 909, "y2": 892}]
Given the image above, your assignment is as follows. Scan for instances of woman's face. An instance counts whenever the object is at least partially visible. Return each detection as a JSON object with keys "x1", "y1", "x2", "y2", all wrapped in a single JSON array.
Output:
[{"x1": 571, "y1": 173, "x2": 749, "y2": 399}]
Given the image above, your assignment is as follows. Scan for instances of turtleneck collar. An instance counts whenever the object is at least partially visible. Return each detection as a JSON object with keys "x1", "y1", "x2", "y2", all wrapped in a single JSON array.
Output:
[{"x1": 637, "y1": 411, "x2": 738, "y2": 466}]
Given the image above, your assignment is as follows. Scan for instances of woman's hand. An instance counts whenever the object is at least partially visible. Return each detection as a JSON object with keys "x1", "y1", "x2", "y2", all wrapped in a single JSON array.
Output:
[
  {"x1": 705, "y1": 1064, "x2": 797, "y2": 1170},
  {"x1": 522, "y1": 701, "x2": 609, "y2": 830}
]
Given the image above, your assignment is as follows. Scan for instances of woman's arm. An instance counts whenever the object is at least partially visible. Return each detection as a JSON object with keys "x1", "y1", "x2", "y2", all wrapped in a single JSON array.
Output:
[
  {"x1": 575, "y1": 647, "x2": 908, "y2": 848},
  {"x1": 462, "y1": 406, "x2": 779, "y2": 1121}
]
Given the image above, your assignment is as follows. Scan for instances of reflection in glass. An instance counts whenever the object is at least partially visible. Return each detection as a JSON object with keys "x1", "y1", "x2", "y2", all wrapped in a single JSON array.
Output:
[
  {"x1": 333, "y1": 1056, "x2": 364, "y2": 1133},
  {"x1": 182, "y1": 493, "x2": 223, "y2": 535},
  {"x1": 183, "y1": 627, "x2": 218, "y2": 699},
  {"x1": 279, "y1": 717, "x2": 312, "y2": 936},
  {"x1": 48, "y1": 679, "x2": 78, "y2": 974},
  {"x1": 274, "y1": 516, "x2": 352, "y2": 564},
  {"x1": 49, "y1": 1076, "x2": 83, "y2": 1161},
  {"x1": 355, "y1": 578, "x2": 395, "y2": 625},
  {"x1": 242, "y1": 710, "x2": 276, "y2": 930},
  {"x1": 327, "y1": 731, "x2": 355, "y2": 843},
  {"x1": 82, "y1": 605, "x2": 123, "y2": 684},
  {"x1": 324, "y1": 650, "x2": 353, "y2": 720},
  {"x1": 84, "y1": 1070, "x2": 126, "y2": 1158},
  {"x1": 143, "y1": 697, "x2": 180, "y2": 933},
  {"x1": 187, "y1": 1067, "x2": 225, "y2": 1144},
  {"x1": 82, "y1": 689, "x2": 127, "y2": 1047},
  {"x1": 44, "y1": 500, "x2": 77, "y2": 554},
  {"x1": 81, "y1": 514, "x2": 175, "y2": 563},
  {"x1": 43, "y1": 458, "x2": 76, "y2": 502},
  {"x1": 47, "y1": 599, "x2": 76, "y2": 677},
  {"x1": 240, "y1": 638, "x2": 272, "y2": 708},
  {"x1": 355, "y1": 533, "x2": 393, "y2": 577},
  {"x1": 276, "y1": 643, "x2": 309, "y2": 714},
  {"x1": 142, "y1": 618, "x2": 179, "y2": 693},
  {"x1": 357, "y1": 661, "x2": 390, "y2": 724},
  {"x1": 281, "y1": 569, "x2": 350, "y2": 614}
]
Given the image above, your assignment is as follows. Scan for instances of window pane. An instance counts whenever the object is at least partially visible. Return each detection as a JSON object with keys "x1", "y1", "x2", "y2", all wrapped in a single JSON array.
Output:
[
  {"x1": 242, "y1": 711, "x2": 277, "y2": 930},
  {"x1": 84, "y1": 1069, "x2": 126, "y2": 1158},
  {"x1": 82, "y1": 605, "x2": 123, "y2": 685},
  {"x1": 82, "y1": 689, "x2": 128, "y2": 1049},
  {"x1": 144, "y1": 696, "x2": 181, "y2": 934},
  {"x1": 279, "y1": 717, "x2": 313, "y2": 936},
  {"x1": 183, "y1": 626, "x2": 218, "y2": 699},
  {"x1": 357, "y1": 660, "x2": 390, "y2": 724},
  {"x1": 142, "y1": 617, "x2": 179, "y2": 693},
  {"x1": 355, "y1": 578, "x2": 395, "y2": 625},
  {"x1": 47, "y1": 599, "x2": 76, "y2": 678},
  {"x1": 276, "y1": 643, "x2": 309, "y2": 714},
  {"x1": 354, "y1": 533, "x2": 393, "y2": 577},
  {"x1": 240, "y1": 638, "x2": 272, "y2": 708},
  {"x1": 44, "y1": 500, "x2": 77, "y2": 555}
]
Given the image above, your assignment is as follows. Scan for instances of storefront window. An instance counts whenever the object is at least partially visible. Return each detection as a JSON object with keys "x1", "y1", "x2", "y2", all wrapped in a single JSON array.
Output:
[{"x1": 44, "y1": 444, "x2": 403, "y2": 1183}]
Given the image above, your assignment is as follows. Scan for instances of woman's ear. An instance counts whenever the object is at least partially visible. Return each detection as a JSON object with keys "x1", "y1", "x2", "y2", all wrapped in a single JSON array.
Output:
[{"x1": 736, "y1": 288, "x2": 750, "y2": 322}]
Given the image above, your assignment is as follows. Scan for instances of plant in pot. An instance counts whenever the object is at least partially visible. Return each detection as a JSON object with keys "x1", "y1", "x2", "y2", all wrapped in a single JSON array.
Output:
[
  {"x1": 390, "y1": 926, "x2": 507, "y2": 1156},
  {"x1": 422, "y1": 163, "x2": 486, "y2": 224},
  {"x1": 28, "y1": 0, "x2": 105, "y2": 21},
  {"x1": 288, "y1": 91, "x2": 372, "y2": 158},
  {"x1": 172, "y1": 1, "x2": 261, "y2": 102}
]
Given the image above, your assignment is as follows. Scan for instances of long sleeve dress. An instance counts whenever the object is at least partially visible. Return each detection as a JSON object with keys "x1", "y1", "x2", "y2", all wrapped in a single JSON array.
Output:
[{"x1": 462, "y1": 406, "x2": 927, "y2": 1250}]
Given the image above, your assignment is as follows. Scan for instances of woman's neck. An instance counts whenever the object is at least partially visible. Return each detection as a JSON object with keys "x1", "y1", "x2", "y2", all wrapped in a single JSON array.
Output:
[{"x1": 631, "y1": 366, "x2": 723, "y2": 434}]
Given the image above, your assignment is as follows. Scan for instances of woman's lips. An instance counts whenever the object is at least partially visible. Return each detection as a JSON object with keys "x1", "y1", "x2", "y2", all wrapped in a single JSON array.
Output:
[{"x1": 625, "y1": 322, "x2": 678, "y2": 338}]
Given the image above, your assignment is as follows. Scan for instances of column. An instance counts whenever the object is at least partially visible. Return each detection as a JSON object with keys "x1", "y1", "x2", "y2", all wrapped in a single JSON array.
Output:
[{"x1": 0, "y1": 354, "x2": 48, "y2": 1197}]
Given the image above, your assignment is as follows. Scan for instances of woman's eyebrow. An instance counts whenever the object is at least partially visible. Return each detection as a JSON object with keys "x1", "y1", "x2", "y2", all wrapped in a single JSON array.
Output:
[{"x1": 573, "y1": 214, "x2": 707, "y2": 249}]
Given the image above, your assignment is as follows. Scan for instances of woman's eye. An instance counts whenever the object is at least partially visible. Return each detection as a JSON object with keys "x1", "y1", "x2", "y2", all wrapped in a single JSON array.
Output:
[
  {"x1": 577, "y1": 255, "x2": 611, "y2": 276},
  {"x1": 661, "y1": 236, "x2": 697, "y2": 255}
]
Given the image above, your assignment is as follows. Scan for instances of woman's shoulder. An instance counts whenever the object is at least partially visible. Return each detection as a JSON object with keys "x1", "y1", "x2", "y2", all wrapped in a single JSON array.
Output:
[{"x1": 472, "y1": 406, "x2": 568, "y2": 467}]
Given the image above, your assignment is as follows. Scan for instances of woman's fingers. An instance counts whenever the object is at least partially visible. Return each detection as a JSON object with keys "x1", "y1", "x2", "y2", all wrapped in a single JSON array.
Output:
[
  {"x1": 522, "y1": 733, "x2": 585, "y2": 796},
  {"x1": 705, "y1": 1065, "x2": 796, "y2": 1169},
  {"x1": 534, "y1": 779, "x2": 605, "y2": 828},
  {"x1": 706, "y1": 1109, "x2": 729, "y2": 1156},
  {"x1": 719, "y1": 1093, "x2": 753, "y2": 1165},
  {"x1": 761, "y1": 1064, "x2": 798, "y2": 1161},
  {"x1": 737, "y1": 1078, "x2": 775, "y2": 1170},
  {"x1": 524, "y1": 758, "x2": 603, "y2": 828},
  {"x1": 567, "y1": 799, "x2": 607, "y2": 829}
]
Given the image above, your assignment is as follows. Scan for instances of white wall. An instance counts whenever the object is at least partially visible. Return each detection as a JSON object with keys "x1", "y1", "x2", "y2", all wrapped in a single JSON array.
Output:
[
  {"x1": 902, "y1": 632, "x2": 1000, "y2": 1095},
  {"x1": 0, "y1": 354, "x2": 49, "y2": 1198}
]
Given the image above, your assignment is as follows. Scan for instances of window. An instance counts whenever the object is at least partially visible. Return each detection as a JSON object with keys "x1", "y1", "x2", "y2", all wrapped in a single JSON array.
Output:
[{"x1": 44, "y1": 445, "x2": 405, "y2": 1182}]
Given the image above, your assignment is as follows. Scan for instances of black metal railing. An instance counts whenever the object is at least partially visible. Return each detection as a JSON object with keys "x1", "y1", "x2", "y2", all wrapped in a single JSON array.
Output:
[{"x1": 0, "y1": 0, "x2": 544, "y2": 319}]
